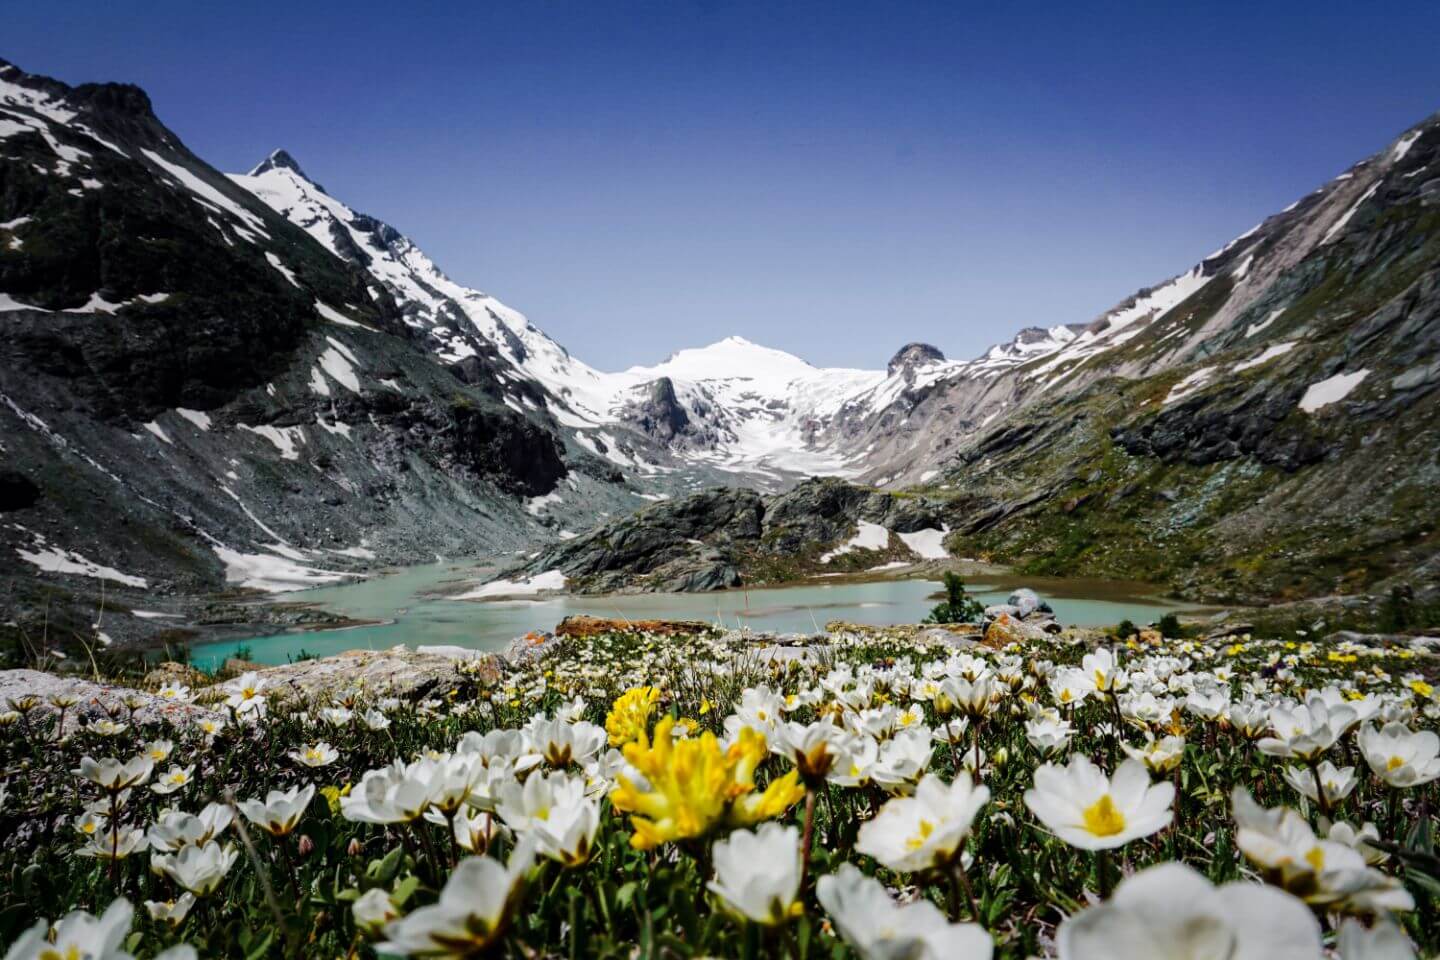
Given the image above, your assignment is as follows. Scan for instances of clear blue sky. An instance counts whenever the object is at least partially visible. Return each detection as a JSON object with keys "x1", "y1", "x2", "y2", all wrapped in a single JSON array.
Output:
[{"x1": 8, "y1": 1, "x2": 1439, "y2": 369}]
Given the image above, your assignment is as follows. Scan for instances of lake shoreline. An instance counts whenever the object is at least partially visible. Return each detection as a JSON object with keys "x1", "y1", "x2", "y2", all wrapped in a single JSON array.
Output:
[{"x1": 184, "y1": 558, "x2": 1229, "y2": 669}]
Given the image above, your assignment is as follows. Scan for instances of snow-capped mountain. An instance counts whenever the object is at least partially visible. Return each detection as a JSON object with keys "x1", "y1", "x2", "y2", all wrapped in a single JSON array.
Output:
[
  {"x1": 4, "y1": 49, "x2": 1438, "y2": 633},
  {"x1": 0, "y1": 58, "x2": 640, "y2": 641},
  {"x1": 231, "y1": 154, "x2": 1106, "y2": 480}
]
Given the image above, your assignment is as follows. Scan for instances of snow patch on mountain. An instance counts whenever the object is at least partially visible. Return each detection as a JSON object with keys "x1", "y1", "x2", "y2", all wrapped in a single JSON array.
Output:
[{"x1": 1300, "y1": 370, "x2": 1369, "y2": 413}]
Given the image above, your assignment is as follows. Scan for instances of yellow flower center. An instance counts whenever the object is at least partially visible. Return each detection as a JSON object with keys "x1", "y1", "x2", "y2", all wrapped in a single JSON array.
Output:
[
  {"x1": 1305, "y1": 846, "x2": 1325, "y2": 871},
  {"x1": 905, "y1": 818, "x2": 936, "y2": 850},
  {"x1": 1081, "y1": 794, "x2": 1126, "y2": 837},
  {"x1": 1388, "y1": 755, "x2": 1406, "y2": 771},
  {"x1": 40, "y1": 947, "x2": 82, "y2": 960}
]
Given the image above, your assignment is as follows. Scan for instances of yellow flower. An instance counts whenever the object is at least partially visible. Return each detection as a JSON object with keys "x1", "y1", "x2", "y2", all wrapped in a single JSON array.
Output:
[
  {"x1": 610, "y1": 717, "x2": 803, "y2": 850},
  {"x1": 1409, "y1": 679, "x2": 1434, "y2": 699},
  {"x1": 606, "y1": 686, "x2": 661, "y2": 747},
  {"x1": 320, "y1": 781, "x2": 353, "y2": 815}
]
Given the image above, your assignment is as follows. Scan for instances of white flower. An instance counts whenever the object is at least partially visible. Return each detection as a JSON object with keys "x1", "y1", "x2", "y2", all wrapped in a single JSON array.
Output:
[
  {"x1": 1231, "y1": 788, "x2": 1413, "y2": 913},
  {"x1": 772, "y1": 719, "x2": 853, "y2": 783},
  {"x1": 352, "y1": 888, "x2": 400, "y2": 937},
  {"x1": 222, "y1": 672, "x2": 268, "y2": 717},
  {"x1": 826, "y1": 735, "x2": 881, "y2": 788},
  {"x1": 156, "y1": 684, "x2": 194, "y2": 704},
  {"x1": 377, "y1": 839, "x2": 536, "y2": 956},
  {"x1": 1282, "y1": 760, "x2": 1358, "y2": 806},
  {"x1": 870, "y1": 726, "x2": 934, "y2": 793},
  {"x1": 1050, "y1": 669, "x2": 1093, "y2": 707},
  {"x1": 708, "y1": 822, "x2": 802, "y2": 926},
  {"x1": 857, "y1": 773, "x2": 988, "y2": 872},
  {"x1": 76, "y1": 755, "x2": 154, "y2": 792},
  {"x1": 77, "y1": 827, "x2": 147, "y2": 860},
  {"x1": 1024, "y1": 755, "x2": 1174, "y2": 850},
  {"x1": 147, "y1": 803, "x2": 233, "y2": 851},
  {"x1": 320, "y1": 706, "x2": 353, "y2": 726},
  {"x1": 360, "y1": 709, "x2": 391, "y2": 731},
  {"x1": 450, "y1": 806, "x2": 509, "y2": 854},
  {"x1": 1080, "y1": 647, "x2": 1128, "y2": 694},
  {"x1": 1358, "y1": 723, "x2": 1440, "y2": 788},
  {"x1": 1120, "y1": 736, "x2": 1185, "y2": 774},
  {"x1": 341, "y1": 760, "x2": 442, "y2": 824},
  {"x1": 3, "y1": 898, "x2": 134, "y2": 960},
  {"x1": 289, "y1": 742, "x2": 340, "y2": 768},
  {"x1": 525, "y1": 716, "x2": 607, "y2": 768},
  {"x1": 145, "y1": 892, "x2": 196, "y2": 928},
  {"x1": 817, "y1": 863, "x2": 993, "y2": 960},
  {"x1": 1327, "y1": 820, "x2": 1388, "y2": 866},
  {"x1": 724, "y1": 684, "x2": 786, "y2": 738},
  {"x1": 150, "y1": 765, "x2": 195, "y2": 796},
  {"x1": 935, "y1": 675, "x2": 1000, "y2": 719},
  {"x1": 1257, "y1": 694, "x2": 1356, "y2": 762},
  {"x1": 1337, "y1": 919, "x2": 1416, "y2": 960},
  {"x1": 75, "y1": 810, "x2": 108, "y2": 839},
  {"x1": 153, "y1": 841, "x2": 239, "y2": 896},
  {"x1": 1057, "y1": 861, "x2": 1320, "y2": 960},
  {"x1": 493, "y1": 767, "x2": 575, "y2": 825},
  {"x1": 1024, "y1": 715, "x2": 1074, "y2": 755},
  {"x1": 238, "y1": 783, "x2": 315, "y2": 836},
  {"x1": 193, "y1": 714, "x2": 227, "y2": 738},
  {"x1": 143, "y1": 740, "x2": 175, "y2": 763}
]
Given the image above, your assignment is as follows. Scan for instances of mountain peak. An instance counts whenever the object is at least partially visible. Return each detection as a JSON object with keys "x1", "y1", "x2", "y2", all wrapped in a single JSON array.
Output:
[
  {"x1": 887, "y1": 342, "x2": 945, "y2": 377},
  {"x1": 249, "y1": 148, "x2": 312, "y2": 181}
]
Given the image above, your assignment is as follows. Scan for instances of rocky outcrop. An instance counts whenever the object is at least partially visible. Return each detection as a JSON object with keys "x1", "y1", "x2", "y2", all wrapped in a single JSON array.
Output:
[
  {"x1": 887, "y1": 342, "x2": 945, "y2": 378},
  {"x1": 487, "y1": 477, "x2": 952, "y2": 593},
  {"x1": 0, "y1": 59, "x2": 639, "y2": 658},
  {"x1": 247, "y1": 647, "x2": 501, "y2": 701},
  {"x1": 0, "y1": 669, "x2": 212, "y2": 733}
]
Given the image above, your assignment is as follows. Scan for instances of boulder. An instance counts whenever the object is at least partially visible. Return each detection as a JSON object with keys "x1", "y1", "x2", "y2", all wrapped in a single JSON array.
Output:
[
  {"x1": 553, "y1": 615, "x2": 712, "y2": 639},
  {"x1": 984, "y1": 613, "x2": 1055, "y2": 647},
  {"x1": 0, "y1": 669, "x2": 213, "y2": 734},
  {"x1": 253, "y1": 646, "x2": 502, "y2": 701},
  {"x1": 1008, "y1": 588, "x2": 1043, "y2": 617},
  {"x1": 985, "y1": 603, "x2": 1021, "y2": 621}
]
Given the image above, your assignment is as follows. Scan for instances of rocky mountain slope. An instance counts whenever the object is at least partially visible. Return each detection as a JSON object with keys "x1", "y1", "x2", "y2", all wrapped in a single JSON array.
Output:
[
  {"x1": 486, "y1": 477, "x2": 952, "y2": 594},
  {"x1": 891, "y1": 114, "x2": 1440, "y2": 605},
  {"x1": 0, "y1": 59, "x2": 645, "y2": 650},
  {"x1": 468, "y1": 111, "x2": 1440, "y2": 607}
]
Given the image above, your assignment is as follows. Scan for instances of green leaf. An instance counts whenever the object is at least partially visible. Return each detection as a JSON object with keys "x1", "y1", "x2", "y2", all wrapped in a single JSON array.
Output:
[{"x1": 392, "y1": 872, "x2": 422, "y2": 906}]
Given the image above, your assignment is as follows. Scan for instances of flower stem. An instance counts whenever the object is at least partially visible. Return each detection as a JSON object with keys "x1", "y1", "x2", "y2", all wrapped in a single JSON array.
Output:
[{"x1": 799, "y1": 788, "x2": 816, "y2": 893}]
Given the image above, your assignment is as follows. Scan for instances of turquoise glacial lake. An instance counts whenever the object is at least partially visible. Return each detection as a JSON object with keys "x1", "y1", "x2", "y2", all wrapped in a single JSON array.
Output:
[{"x1": 189, "y1": 562, "x2": 1205, "y2": 670}]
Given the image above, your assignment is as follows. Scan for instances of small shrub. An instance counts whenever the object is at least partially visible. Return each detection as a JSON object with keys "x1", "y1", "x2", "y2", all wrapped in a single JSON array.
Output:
[{"x1": 923, "y1": 571, "x2": 986, "y2": 624}]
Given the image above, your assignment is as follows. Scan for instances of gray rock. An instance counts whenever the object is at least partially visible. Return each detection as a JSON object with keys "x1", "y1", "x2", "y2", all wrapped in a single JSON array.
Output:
[
  {"x1": 1008, "y1": 588, "x2": 1042, "y2": 617},
  {"x1": 0, "y1": 669, "x2": 213, "y2": 733},
  {"x1": 985, "y1": 603, "x2": 1021, "y2": 621},
  {"x1": 253, "y1": 646, "x2": 500, "y2": 701}
]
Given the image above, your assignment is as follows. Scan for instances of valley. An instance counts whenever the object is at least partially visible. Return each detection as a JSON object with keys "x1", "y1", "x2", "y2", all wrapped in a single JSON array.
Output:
[{"x1": 3, "y1": 55, "x2": 1439, "y2": 665}]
